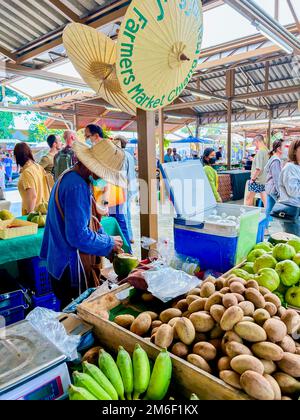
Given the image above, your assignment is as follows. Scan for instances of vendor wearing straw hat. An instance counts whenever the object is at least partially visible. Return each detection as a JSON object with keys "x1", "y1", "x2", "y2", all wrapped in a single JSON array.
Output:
[{"x1": 40, "y1": 139, "x2": 126, "y2": 309}]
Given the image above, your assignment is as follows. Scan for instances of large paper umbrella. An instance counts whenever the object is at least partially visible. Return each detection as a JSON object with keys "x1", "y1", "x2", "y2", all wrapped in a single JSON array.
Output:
[
  {"x1": 116, "y1": 0, "x2": 203, "y2": 112},
  {"x1": 63, "y1": 23, "x2": 136, "y2": 115}
]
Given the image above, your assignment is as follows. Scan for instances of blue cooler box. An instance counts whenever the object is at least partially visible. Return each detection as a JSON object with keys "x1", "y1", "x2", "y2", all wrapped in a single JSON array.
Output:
[{"x1": 161, "y1": 161, "x2": 266, "y2": 273}]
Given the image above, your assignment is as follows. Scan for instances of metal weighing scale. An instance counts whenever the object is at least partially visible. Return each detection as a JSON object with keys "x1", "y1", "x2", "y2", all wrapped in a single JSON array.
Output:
[{"x1": 0, "y1": 321, "x2": 71, "y2": 400}]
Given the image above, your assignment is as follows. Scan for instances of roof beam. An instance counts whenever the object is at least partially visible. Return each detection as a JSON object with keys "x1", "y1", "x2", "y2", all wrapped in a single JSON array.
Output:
[
  {"x1": 0, "y1": 62, "x2": 89, "y2": 90},
  {"x1": 47, "y1": 0, "x2": 81, "y2": 22},
  {"x1": 16, "y1": 0, "x2": 130, "y2": 63},
  {"x1": 287, "y1": 0, "x2": 300, "y2": 33},
  {"x1": 0, "y1": 102, "x2": 76, "y2": 115},
  {"x1": 224, "y1": 0, "x2": 300, "y2": 53},
  {"x1": 234, "y1": 84, "x2": 300, "y2": 100},
  {"x1": 197, "y1": 45, "x2": 282, "y2": 70},
  {"x1": 0, "y1": 46, "x2": 17, "y2": 62}
]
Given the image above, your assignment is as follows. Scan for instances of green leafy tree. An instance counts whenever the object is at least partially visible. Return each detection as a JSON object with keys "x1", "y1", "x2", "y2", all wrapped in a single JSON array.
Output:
[{"x1": 0, "y1": 87, "x2": 30, "y2": 139}]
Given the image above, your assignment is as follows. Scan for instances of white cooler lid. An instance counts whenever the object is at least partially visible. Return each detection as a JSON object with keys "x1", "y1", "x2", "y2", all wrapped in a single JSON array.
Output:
[{"x1": 161, "y1": 161, "x2": 217, "y2": 219}]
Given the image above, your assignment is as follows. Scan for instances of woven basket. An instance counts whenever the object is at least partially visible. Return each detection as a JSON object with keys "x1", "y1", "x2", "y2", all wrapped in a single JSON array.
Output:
[{"x1": 0, "y1": 219, "x2": 38, "y2": 240}]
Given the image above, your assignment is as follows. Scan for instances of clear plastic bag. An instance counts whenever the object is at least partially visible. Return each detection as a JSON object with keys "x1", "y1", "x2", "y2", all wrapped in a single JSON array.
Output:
[
  {"x1": 169, "y1": 254, "x2": 201, "y2": 276},
  {"x1": 143, "y1": 267, "x2": 201, "y2": 303},
  {"x1": 26, "y1": 308, "x2": 81, "y2": 361}
]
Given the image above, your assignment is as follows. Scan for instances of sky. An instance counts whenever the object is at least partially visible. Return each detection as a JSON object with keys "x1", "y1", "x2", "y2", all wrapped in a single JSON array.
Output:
[{"x1": 8, "y1": 0, "x2": 299, "y2": 129}]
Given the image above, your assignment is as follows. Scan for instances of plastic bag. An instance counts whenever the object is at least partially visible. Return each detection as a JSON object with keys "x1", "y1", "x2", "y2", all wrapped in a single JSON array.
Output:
[
  {"x1": 26, "y1": 308, "x2": 81, "y2": 361},
  {"x1": 169, "y1": 254, "x2": 201, "y2": 276},
  {"x1": 143, "y1": 267, "x2": 201, "y2": 303}
]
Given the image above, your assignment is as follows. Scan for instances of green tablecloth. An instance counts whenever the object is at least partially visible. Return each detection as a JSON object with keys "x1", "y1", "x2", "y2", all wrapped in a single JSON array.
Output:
[{"x1": 0, "y1": 217, "x2": 129, "y2": 266}]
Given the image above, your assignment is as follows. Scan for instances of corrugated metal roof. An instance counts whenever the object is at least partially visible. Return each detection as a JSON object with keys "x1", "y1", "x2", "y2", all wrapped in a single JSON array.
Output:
[
  {"x1": 185, "y1": 56, "x2": 300, "y2": 114},
  {"x1": 0, "y1": 0, "x2": 119, "y2": 53}
]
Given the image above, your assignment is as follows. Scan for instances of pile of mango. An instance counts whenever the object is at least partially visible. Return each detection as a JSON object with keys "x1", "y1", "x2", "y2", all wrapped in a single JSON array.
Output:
[{"x1": 69, "y1": 345, "x2": 172, "y2": 401}]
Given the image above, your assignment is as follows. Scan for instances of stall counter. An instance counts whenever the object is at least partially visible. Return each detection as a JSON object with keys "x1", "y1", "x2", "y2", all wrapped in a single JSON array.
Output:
[{"x1": 0, "y1": 216, "x2": 130, "y2": 266}]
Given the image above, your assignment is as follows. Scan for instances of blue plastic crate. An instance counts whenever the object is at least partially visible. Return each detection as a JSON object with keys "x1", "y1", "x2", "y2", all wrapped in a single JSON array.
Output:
[
  {"x1": 31, "y1": 293, "x2": 61, "y2": 312},
  {"x1": 0, "y1": 290, "x2": 26, "y2": 312},
  {"x1": 18, "y1": 257, "x2": 52, "y2": 296},
  {"x1": 0, "y1": 305, "x2": 28, "y2": 326}
]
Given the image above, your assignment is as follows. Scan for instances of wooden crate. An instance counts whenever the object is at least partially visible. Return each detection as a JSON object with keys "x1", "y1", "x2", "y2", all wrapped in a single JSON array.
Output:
[{"x1": 77, "y1": 284, "x2": 250, "y2": 401}]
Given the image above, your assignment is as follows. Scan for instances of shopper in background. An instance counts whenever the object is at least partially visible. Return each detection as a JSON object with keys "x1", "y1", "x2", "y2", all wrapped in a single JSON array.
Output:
[
  {"x1": 41, "y1": 139, "x2": 124, "y2": 309},
  {"x1": 164, "y1": 148, "x2": 174, "y2": 163},
  {"x1": 84, "y1": 124, "x2": 104, "y2": 145},
  {"x1": 202, "y1": 147, "x2": 222, "y2": 203},
  {"x1": 14, "y1": 143, "x2": 50, "y2": 215},
  {"x1": 0, "y1": 163, "x2": 5, "y2": 199},
  {"x1": 3, "y1": 153, "x2": 13, "y2": 183},
  {"x1": 216, "y1": 147, "x2": 223, "y2": 161},
  {"x1": 264, "y1": 140, "x2": 284, "y2": 233},
  {"x1": 40, "y1": 134, "x2": 62, "y2": 175},
  {"x1": 173, "y1": 148, "x2": 182, "y2": 162},
  {"x1": 245, "y1": 134, "x2": 269, "y2": 208},
  {"x1": 113, "y1": 135, "x2": 138, "y2": 245},
  {"x1": 54, "y1": 130, "x2": 77, "y2": 180},
  {"x1": 275, "y1": 139, "x2": 300, "y2": 236}
]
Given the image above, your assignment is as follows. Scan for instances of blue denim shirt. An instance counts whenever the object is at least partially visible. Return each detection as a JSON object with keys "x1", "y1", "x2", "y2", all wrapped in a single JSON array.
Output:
[{"x1": 40, "y1": 171, "x2": 115, "y2": 286}]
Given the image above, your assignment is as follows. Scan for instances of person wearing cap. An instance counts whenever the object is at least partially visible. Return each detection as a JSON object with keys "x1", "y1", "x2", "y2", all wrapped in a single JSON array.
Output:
[
  {"x1": 113, "y1": 135, "x2": 138, "y2": 245},
  {"x1": 202, "y1": 148, "x2": 222, "y2": 203},
  {"x1": 40, "y1": 139, "x2": 125, "y2": 309}
]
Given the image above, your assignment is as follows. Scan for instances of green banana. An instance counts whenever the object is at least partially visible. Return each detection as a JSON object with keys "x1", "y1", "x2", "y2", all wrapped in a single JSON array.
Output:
[
  {"x1": 145, "y1": 349, "x2": 172, "y2": 401},
  {"x1": 73, "y1": 372, "x2": 112, "y2": 400},
  {"x1": 116, "y1": 346, "x2": 134, "y2": 400},
  {"x1": 68, "y1": 385, "x2": 97, "y2": 401},
  {"x1": 99, "y1": 349, "x2": 125, "y2": 400},
  {"x1": 133, "y1": 344, "x2": 151, "y2": 400},
  {"x1": 82, "y1": 361, "x2": 119, "y2": 400}
]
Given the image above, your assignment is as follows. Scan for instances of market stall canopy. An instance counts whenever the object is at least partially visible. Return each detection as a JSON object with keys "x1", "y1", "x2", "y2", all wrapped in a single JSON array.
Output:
[
  {"x1": 63, "y1": 23, "x2": 136, "y2": 115},
  {"x1": 116, "y1": 0, "x2": 203, "y2": 111},
  {"x1": 173, "y1": 136, "x2": 214, "y2": 144}
]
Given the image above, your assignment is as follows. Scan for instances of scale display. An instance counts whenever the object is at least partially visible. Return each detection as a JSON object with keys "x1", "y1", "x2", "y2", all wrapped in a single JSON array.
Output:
[{"x1": 21, "y1": 377, "x2": 64, "y2": 401}]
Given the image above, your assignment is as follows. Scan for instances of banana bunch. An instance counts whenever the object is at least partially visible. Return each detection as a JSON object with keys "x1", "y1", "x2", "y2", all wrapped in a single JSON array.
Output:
[{"x1": 69, "y1": 344, "x2": 172, "y2": 401}]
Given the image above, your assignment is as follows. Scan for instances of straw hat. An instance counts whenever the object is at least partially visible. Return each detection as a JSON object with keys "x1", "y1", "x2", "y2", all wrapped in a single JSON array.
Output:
[{"x1": 73, "y1": 140, "x2": 126, "y2": 188}]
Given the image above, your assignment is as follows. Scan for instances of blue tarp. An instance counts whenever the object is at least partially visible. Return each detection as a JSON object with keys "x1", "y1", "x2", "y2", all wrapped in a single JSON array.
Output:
[{"x1": 129, "y1": 136, "x2": 214, "y2": 145}]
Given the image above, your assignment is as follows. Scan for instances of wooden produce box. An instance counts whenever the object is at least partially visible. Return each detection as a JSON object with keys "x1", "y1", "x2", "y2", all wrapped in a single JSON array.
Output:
[
  {"x1": 0, "y1": 219, "x2": 38, "y2": 240},
  {"x1": 77, "y1": 284, "x2": 251, "y2": 401}
]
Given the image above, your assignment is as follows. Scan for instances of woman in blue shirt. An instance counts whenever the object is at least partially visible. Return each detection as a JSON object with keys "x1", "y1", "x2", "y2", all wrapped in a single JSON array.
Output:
[{"x1": 41, "y1": 139, "x2": 126, "y2": 309}]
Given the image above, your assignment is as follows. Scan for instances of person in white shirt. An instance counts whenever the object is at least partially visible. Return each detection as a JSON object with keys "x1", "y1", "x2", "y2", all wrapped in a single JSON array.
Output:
[{"x1": 0, "y1": 163, "x2": 6, "y2": 199}]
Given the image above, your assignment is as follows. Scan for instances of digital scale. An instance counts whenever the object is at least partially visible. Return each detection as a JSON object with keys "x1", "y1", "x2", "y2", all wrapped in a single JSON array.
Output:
[{"x1": 0, "y1": 321, "x2": 71, "y2": 400}]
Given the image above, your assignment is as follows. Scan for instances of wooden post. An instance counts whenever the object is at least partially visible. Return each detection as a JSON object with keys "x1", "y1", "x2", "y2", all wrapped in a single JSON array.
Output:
[
  {"x1": 267, "y1": 109, "x2": 273, "y2": 148},
  {"x1": 226, "y1": 69, "x2": 235, "y2": 169},
  {"x1": 158, "y1": 109, "x2": 165, "y2": 203},
  {"x1": 137, "y1": 109, "x2": 158, "y2": 259},
  {"x1": 227, "y1": 100, "x2": 233, "y2": 170}
]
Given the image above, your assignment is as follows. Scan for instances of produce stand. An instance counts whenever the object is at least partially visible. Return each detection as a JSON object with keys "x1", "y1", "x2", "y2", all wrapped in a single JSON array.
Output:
[{"x1": 77, "y1": 284, "x2": 251, "y2": 400}]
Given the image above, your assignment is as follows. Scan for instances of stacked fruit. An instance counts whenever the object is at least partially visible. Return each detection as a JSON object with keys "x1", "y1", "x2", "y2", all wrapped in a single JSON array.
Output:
[
  {"x1": 237, "y1": 238, "x2": 300, "y2": 308},
  {"x1": 69, "y1": 345, "x2": 172, "y2": 401},
  {"x1": 27, "y1": 201, "x2": 48, "y2": 227},
  {"x1": 113, "y1": 276, "x2": 300, "y2": 400}
]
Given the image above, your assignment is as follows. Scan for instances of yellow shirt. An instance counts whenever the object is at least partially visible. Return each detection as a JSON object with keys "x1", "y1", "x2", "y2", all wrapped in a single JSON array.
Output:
[{"x1": 18, "y1": 161, "x2": 50, "y2": 215}]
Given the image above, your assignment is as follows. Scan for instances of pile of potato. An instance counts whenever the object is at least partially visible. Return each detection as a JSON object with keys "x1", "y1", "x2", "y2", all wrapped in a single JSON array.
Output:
[{"x1": 113, "y1": 275, "x2": 300, "y2": 400}]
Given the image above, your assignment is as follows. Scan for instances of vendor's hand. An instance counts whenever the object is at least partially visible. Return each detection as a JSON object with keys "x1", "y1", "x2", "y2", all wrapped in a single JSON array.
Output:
[{"x1": 112, "y1": 236, "x2": 123, "y2": 253}]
